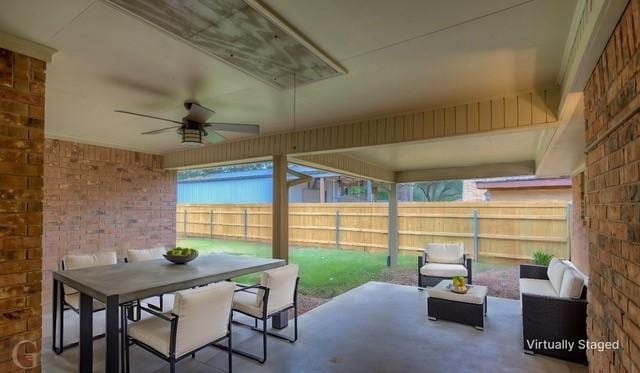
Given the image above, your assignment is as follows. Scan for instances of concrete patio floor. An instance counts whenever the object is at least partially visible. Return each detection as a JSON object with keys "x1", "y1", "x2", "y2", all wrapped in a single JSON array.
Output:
[{"x1": 42, "y1": 282, "x2": 587, "y2": 372}]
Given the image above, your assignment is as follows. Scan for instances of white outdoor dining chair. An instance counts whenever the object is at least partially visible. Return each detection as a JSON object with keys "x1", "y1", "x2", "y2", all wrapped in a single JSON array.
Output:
[
  {"x1": 123, "y1": 281, "x2": 235, "y2": 373},
  {"x1": 126, "y1": 247, "x2": 168, "y2": 314},
  {"x1": 52, "y1": 251, "x2": 118, "y2": 354},
  {"x1": 229, "y1": 264, "x2": 299, "y2": 363}
]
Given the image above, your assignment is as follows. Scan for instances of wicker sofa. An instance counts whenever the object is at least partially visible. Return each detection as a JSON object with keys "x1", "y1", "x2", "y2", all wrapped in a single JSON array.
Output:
[
  {"x1": 417, "y1": 243, "x2": 472, "y2": 288},
  {"x1": 519, "y1": 258, "x2": 588, "y2": 364}
]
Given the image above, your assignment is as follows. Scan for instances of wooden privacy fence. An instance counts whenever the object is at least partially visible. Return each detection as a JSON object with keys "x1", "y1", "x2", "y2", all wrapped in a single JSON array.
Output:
[{"x1": 177, "y1": 201, "x2": 570, "y2": 260}]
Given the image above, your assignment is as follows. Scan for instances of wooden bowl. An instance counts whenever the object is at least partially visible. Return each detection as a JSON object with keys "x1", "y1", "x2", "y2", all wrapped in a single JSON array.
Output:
[{"x1": 163, "y1": 252, "x2": 198, "y2": 264}]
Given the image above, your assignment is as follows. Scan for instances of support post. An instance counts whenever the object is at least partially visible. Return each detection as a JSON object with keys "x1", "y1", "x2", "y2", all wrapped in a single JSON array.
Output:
[
  {"x1": 472, "y1": 209, "x2": 479, "y2": 261},
  {"x1": 209, "y1": 209, "x2": 213, "y2": 238},
  {"x1": 335, "y1": 210, "x2": 340, "y2": 249},
  {"x1": 320, "y1": 177, "x2": 326, "y2": 203},
  {"x1": 244, "y1": 208, "x2": 248, "y2": 240},
  {"x1": 183, "y1": 208, "x2": 187, "y2": 236},
  {"x1": 388, "y1": 183, "x2": 398, "y2": 267},
  {"x1": 566, "y1": 202, "x2": 572, "y2": 259},
  {"x1": 272, "y1": 155, "x2": 289, "y2": 261}
]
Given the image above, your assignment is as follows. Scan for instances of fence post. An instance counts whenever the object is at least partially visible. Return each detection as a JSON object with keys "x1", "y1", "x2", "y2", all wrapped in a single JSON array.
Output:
[
  {"x1": 244, "y1": 208, "x2": 248, "y2": 240},
  {"x1": 209, "y1": 209, "x2": 213, "y2": 238},
  {"x1": 183, "y1": 208, "x2": 187, "y2": 236},
  {"x1": 472, "y1": 209, "x2": 478, "y2": 261},
  {"x1": 566, "y1": 202, "x2": 572, "y2": 260},
  {"x1": 335, "y1": 210, "x2": 340, "y2": 249}
]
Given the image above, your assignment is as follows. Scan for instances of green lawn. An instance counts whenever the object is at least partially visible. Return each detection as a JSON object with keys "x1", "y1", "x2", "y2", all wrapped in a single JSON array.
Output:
[{"x1": 178, "y1": 238, "x2": 415, "y2": 298}]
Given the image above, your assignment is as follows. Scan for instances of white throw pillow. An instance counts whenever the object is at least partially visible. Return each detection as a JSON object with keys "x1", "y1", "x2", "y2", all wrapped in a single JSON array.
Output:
[
  {"x1": 547, "y1": 257, "x2": 567, "y2": 295},
  {"x1": 425, "y1": 243, "x2": 464, "y2": 264},
  {"x1": 559, "y1": 268, "x2": 584, "y2": 299}
]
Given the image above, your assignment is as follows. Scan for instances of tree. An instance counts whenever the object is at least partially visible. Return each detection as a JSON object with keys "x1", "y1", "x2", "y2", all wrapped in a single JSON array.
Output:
[{"x1": 413, "y1": 181, "x2": 462, "y2": 201}]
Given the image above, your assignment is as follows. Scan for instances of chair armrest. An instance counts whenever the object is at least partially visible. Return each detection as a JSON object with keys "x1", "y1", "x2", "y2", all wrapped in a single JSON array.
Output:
[
  {"x1": 418, "y1": 255, "x2": 424, "y2": 267},
  {"x1": 137, "y1": 305, "x2": 177, "y2": 322},
  {"x1": 520, "y1": 264, "x2": 548, "y2": 279},
  {"x1": 464, "y1": 255, "x2": 473, "y2": 284}
]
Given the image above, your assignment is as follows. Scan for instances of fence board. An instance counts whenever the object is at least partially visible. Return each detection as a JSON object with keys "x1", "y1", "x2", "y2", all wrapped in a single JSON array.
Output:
[{"x1": 177, "y1": 201, "x2": 569, "y2": 260}]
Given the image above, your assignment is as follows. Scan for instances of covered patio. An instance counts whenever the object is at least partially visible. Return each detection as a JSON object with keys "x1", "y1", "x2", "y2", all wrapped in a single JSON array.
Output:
[
  {"x1": 1, "y1": 0, "x2": 637, "y2": 372},
  {"x1": 42, "y1": 282, "x2": 586, "y2": 373}
]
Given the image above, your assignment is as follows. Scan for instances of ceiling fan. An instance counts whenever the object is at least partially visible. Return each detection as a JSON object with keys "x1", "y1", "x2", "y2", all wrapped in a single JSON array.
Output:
[{"x1": 115, "y1": 100, "x2": 260, "y2": 146}]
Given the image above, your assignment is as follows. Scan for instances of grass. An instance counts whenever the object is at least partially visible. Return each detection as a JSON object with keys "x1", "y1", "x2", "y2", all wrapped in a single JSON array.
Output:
[{"x1": 178, "y1": 237, "x2": 415, "y2": 298}]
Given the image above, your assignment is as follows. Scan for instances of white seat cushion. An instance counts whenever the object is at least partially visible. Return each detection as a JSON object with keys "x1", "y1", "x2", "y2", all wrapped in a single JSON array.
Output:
[
  {"x1": 424, "y1": 243, "x2": 464, "y2": 264},
  {"x1": 128, "y1": 313, "x2": 173, "y2": 357},
  {"x1": 129, "y1": 282, "x2": 235, "y2": 358},
  {"x1": 420, "y1": 263, "x2": 468, "y2": 278},
  {"x1": 547, "y1": 257, "x2": 567, "y2": 294},
  {"x1": 256, "y1": 264, "x2": 299, "y2": 311},
  {"x1": 559, "y1": 268, "x2": 585, "y2": 299},
  {"x1": 64, "y1": 293, "x2": 105, "y2": 311},
  {"x1": 127, "y1": 248, "x2": 166, "y2": 262},
  {"x1": 519, "y1": 278, "x2": 558, "y2": 298},
  {"x1": 232, "y1": 288, "x2": 292, "y2": 318}
]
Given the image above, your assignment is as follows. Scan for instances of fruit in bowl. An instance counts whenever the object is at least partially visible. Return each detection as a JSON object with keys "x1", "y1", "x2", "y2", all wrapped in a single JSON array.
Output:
[
  {"x1": 163, "y1": 247, "x2": 198, "y2": 264},
  {"x1": 450, "y1": 275, "x2": 467, "y2": 293}
]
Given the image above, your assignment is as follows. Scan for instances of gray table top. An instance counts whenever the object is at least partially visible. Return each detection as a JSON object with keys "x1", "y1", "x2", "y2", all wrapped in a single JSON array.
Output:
[{"x1": 52, "y1": 253, "x2": 285, "y2": 303}]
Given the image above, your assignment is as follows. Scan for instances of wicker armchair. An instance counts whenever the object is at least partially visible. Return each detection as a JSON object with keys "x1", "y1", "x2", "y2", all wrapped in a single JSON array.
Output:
[
  {"x1": 417, "y1": 243, "x2": 472, "y2": 288},
  {"x1": 520, "y1": 263, "x2": 588, "y2": 364}
]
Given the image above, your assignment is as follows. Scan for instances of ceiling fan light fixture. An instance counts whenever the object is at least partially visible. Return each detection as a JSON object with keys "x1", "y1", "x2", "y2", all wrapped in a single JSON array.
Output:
[{"x1": 181, "y1": 128, "x2": 203, "y2": 146}]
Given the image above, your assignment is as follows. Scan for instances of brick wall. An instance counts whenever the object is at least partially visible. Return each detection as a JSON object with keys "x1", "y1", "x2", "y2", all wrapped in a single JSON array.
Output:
[
  {"x1": 583, "y1": 1, "x2": 640, "y2": 371},
  {"x1": 0, "y1": 48, "x2": 45, "y2": 371},
  {"x1": 571, "y1": 172, "x2": 589, "y2": 274},
  {"x1": 42, "y1": 139, "x2": 176, "y2": 307}
]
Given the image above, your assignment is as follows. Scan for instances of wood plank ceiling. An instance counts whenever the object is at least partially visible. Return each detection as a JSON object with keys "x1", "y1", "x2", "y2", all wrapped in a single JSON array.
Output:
[{"x1": 107, "y1": 0, "x2": 345, "y2": 88}]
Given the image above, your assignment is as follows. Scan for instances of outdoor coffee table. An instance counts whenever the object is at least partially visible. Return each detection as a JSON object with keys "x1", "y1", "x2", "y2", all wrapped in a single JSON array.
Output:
[{"x1": 427, "y1": 280, "x2": 488, "y2": 330}]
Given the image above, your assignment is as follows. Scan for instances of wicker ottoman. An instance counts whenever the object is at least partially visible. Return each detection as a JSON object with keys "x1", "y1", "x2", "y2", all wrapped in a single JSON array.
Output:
[{"x1": 427, "y1": 280, "x2": 488, "y2": 330}]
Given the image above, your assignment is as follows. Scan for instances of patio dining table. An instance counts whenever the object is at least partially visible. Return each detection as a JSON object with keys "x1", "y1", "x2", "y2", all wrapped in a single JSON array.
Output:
[{"x1": 52, "y1": 253, "x2": 285, "y2": 373}]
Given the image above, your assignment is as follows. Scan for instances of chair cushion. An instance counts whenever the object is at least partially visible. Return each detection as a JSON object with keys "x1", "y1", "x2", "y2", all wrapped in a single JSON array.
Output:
[
  {"x1": 127, "y1": 248, "x2": 166, "y2": 262},
  {"x1": 64, "y1": 293, "x2": 105, "y2": 311},
  {"x1": 233, "y1": 288, "x2": 292, "y2": 318},
  {"x1": 129, "y1": 282, "x2": 234, "y2": 358},
  {"x1": 62, "y1": 252, "x2": 117, "y2": 295},
  {"x1": 519, "y1": 278, "x2": 558, "y2": 297},
  {"x1": 420, "y1": 263, "x2": 468, "y2": 278},
  {"x1": 256, "y1": 264, "x2": 298, "y2": 311},
  {"x1": 547, "y1": 257, "x2": 567, "y2": 294},
  {"x1": 172, "y1": 282, "x2": 235, "y2": 357},
  {"x1": 559, "y1": 268, "x2": 584, "y2": 299},
  {"x1": 128, "y1": 313, "x2": 173, "y2": 357},
  {"x1": 424, "y1": 243, "x2": 464, "y2": 264}
]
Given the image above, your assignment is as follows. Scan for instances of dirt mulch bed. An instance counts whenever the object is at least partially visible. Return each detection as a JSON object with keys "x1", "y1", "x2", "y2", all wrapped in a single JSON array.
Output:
[
  {"x1": 379, "y1": 264, "x2": 520, "y2": 300},
  {"x1": 284, "y1": 294, "x2": 330, "y2": 319},
  {"x1": 285, "y1": 264, "x2": 520, "y2": 319}
]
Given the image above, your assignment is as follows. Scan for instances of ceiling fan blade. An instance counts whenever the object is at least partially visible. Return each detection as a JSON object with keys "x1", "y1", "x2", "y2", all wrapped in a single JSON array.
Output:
[
  {"x1": 204, "y1": 122, "x2": 260, "y2": 134},
  {"x1": 205, "y1": 131, "x2": 226, "y2": 144},
  {"x1": 141, "y1": 126, "x2": 181, "y2": 135},
  {"x1": 115, "y1": 110, "x2": 183, "y2": 124},
  {"x1": 185, "y1": 102, "x2": 215, "y2": 123}
]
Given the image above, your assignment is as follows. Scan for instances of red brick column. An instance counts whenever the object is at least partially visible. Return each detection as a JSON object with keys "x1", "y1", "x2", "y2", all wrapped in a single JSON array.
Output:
[
  {"x1": 0, "y1": 47, "x2": 45, "y2": 371},
  {"x1": 583, "y1": 1, "x2": 640, "y2": 371}
]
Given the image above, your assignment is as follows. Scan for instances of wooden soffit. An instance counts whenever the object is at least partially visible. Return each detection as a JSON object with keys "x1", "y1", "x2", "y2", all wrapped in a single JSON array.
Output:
[{"x1": 163, "y1": 87, "x2": 561, "y2": 170}]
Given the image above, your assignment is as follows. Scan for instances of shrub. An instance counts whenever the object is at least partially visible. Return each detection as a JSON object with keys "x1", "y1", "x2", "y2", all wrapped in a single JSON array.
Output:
[{"x1": 532, "y1": 251, "x2": 553, "y2": 266}]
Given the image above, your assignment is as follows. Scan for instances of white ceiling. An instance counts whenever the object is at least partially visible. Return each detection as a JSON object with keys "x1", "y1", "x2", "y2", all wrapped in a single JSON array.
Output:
[
  {"x1": 0, "y1": 0, "x2": 577, "y2": 154},
  {"x1": 344, "y1": 127, "x2": 552, "y2": 173}
]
